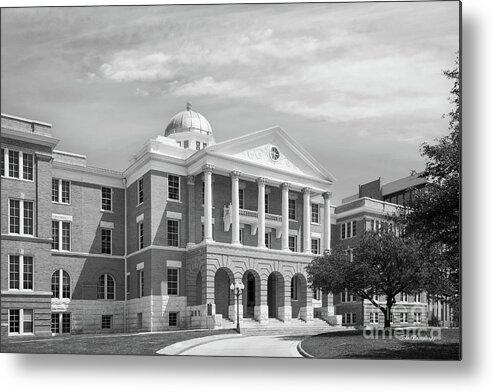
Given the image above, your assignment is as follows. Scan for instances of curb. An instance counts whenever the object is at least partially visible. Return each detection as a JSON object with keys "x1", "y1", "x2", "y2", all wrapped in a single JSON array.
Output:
[
  {"x1": 157, "y1": 333, "x2": 243, "y2": 355},
  {"x1": 297, "y1": 340, "x2": 315, "y2": 358}
]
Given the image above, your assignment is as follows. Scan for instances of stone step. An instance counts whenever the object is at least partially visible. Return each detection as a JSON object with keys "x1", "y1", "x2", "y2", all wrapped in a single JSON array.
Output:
[{"x1": 218, "y1": 317, "x2": 335, "y2": 336}]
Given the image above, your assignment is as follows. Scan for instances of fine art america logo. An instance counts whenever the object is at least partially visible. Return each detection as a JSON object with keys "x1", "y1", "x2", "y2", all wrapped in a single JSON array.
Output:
[{"x1": 363, "y1": 327, "x2": 442, "y2": 341}]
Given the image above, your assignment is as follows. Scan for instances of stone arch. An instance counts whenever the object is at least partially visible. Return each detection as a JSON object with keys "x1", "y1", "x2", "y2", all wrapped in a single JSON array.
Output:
[
  {"x1": 290, "y1": 273, "x2": 308, "y2": 320},
  {"x1": 267, "y1": 271, "x2": 285, "y2": 319},
  {"x1": 214, "y1": 267, "x2": 234, "y2": 319},
  {"x1": 241, "y1": 269, "x2": 261, "y2": 319}
]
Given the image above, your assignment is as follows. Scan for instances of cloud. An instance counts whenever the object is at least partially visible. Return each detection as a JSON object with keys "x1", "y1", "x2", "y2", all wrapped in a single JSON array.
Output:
[
  {"x1": 134, "y1": 88, "x2": 149, "y2": 97},
  {"x1": 99, "y1": 51, "x2": 174, "y2": 82},
  {"x1": 168, "y1": 76, "x2": 252, "y2": 98}
]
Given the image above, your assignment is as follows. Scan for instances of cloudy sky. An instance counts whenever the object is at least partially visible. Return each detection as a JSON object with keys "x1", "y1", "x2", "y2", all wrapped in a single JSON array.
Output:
[{"x1": 1, "y1": 1, "x2": 459, "y2": 203}]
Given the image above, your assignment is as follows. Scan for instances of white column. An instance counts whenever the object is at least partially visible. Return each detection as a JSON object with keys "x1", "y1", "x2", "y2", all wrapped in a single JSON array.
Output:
[
  {"x1": 231, "y1": 170, "x2": 241, "y2": 245},
  {"x1": 281, "y1": 182, "x2": 290, "y2": 251},
  {"x1": 302, "y1": 187, "x2": 312, "y2": 253},
  {"x1": 203, "y1": 164, "x2": 214, "y2": 242},
  {"x1": 257, "y1": 177, "x2": 266, "y2": 247},
  {"x1": 323, "y1": 191, "x2": 332, "y2": 252}
]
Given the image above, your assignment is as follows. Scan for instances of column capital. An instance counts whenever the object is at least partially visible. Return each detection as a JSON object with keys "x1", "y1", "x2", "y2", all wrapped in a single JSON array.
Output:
[
  {"x1": 323, "y1": 191, "x2": 333, "y2": 200},
  {"x1": 257, "y1": 177, "x2": 267, "y2": 185},
  {"x1": 230, "y1": 170, "x2": 241, "y2": 179},
  {"x1": 302, "y1": 187, "x2": 312, "y2": 195},
  {"x1": 281, "y1": 182, "x2": 290, "y2": 190},
  {"x1": 202, "y1": 164, "x2": 214, "y2": 173},
  {"x1": 187, "y1": 175, "x2": 195, "y2": 185}
]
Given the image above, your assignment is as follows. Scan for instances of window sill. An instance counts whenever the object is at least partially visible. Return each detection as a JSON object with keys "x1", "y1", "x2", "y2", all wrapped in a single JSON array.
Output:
[
  {"x1": 167, "y1": 198, "x2": 182, "y2": 203},
  {"x1": 1, "y1": 176, "x2": 34, "y2": 183},
  {"x1": 52, "y1": 201, "x2": 71, "y2": 206},
  {"x1": 100, "y1": 209, "x2": 114, "y2": 214},
  {"x1": 136, "y1": 202, "x2": 144, "y2": 208},
  {"x1": 7, "y1": 233, "x2": 35, "y2": 238}
]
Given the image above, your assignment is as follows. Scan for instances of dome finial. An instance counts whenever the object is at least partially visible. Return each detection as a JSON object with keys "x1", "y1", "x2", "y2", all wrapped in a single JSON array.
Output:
[{"x1": 186, "y1": 101, "x2": 192, "y2": 111}]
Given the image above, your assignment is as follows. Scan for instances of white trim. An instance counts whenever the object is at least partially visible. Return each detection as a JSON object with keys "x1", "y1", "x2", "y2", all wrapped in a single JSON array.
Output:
[
  {"x1": 167, "y1": 260, "x2": 182, "y2": 268},
  {"x1": 166, "y1": 211, "x2": 182, "y2": 220},
  {"x1": 101, "y1": 186, "x2": 113, "y2": 212},
  {"x1": 289, "y1": 229, "x2": 299, "y2": 235},
  {"x1": 52, "y1": 213, "x2": 73, "y2": 222},
  {"x1": 136, "y1": 213, "x2": 144, "y2": 223},
  {"x1": 200, "y1": 216, "x2": 215, "y2": 224},
  {"x1": 311, "y1": 232, "x2": 321, "y2": 239},
  {"x1": 136, "y1": 262, "x2": 144, "y2": 270},
  {"x1": 52, "y1": 178, "x2": 71, "y2": 205},
  {"x1": 51, "y1": 251, "x2": 123, "y2": 259},
  {"x1": 100, "y1": 221, "x2": 114, "y2": 229},
  {"x1": 2, "y1": 112, "x2": 52, "y2": 127}
]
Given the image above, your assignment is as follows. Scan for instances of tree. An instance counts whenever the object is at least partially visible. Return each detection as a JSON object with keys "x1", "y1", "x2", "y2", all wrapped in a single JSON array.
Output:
[
  {"x1": 306, "y1": 230, "x2": 429, "y2": 328},
  {"x1": 398, "y1": 55, "x2": 460, "y2": 300}
]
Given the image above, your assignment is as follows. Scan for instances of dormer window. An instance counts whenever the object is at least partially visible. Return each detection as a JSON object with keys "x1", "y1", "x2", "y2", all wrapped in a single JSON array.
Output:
[
  {"x1": 196, "y1": 141, "x2": 201, "y2": 150},
  {"x1": 184, "y1": 140, "x2": 189, "y2": 149}
]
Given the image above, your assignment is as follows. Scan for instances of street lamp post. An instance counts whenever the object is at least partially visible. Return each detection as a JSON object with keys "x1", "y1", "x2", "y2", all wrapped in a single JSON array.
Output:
[{"x1": 230, "y1": 280, "x2": 245, "y2": 333}]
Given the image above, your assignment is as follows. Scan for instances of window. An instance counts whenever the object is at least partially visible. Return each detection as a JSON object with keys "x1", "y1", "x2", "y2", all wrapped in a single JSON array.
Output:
[
  {"x1": 137, "y1": 313, "x2": 143, "y2": 329},
  {"x1": 196, "y1": 141, "x2": 201, "y2": 150},
  {"x1": 167, "y1": 268, "x2": 179, "y2": 295},
  {"x1": 265, "y1": 193, "x2": 269, "y2": 213},
  {"x1": 265, "y1": 232, "x2": 271, "y2": 248},
  {"x1": 400, "y1": 292, "x2": 408, "y2": 302},
  {"x1": 269, "y1": 146, "x2": 280, "y2": 161},
  {"x1": 101, "y1": 315, "x2": 113, "y2": 330},
  {"x1": 239, "y1": 228, "x2": 244, "y2": 244},
  {"x1": 167, "y1": 174, "x2": 180, "y2": 200},
  {"x1": 101, "y1": 228, "x2": 112, "y2": 254},
  {"x1": 177, "y1": 141, "x2": 182, "y2": 147},
  {"x1": 401, "y1": 313, "x2": 408, "y2": 323},
  {"x1": 288, "y1": 235, "x2": 297, "y2": 252},
  {"x1": 341, "y1": 221, "x2": 357, "y2": 239},
  {"x1": 52, "y1": 179, "x2": 70, "y2": 204},
  {"x1": 137, "y1": 178, "x2": 144, "y2": 205},
  {"x1": 9, "y1": 255, "x2": 33, "y2": 290},
  {"x1": 312, "y1": 288, "x2": 321, "y2": 300},
  {"x1": 342, "y1": 313, "x2": 356, "y2": 325},
  {"x1": 414, "y1": 313, "x2": 422, "y2": 324},
  {"x1": 167, "y1": 219, "x2": 180, "y2": 247},
  {"x1": 311, "y1": 203, "x2": 320, "y2": 224},
  {"x1": 9, "y1": 199, "x2": 33, "y2": 235},
  {"x1": 346, "y1": 248, "x2": 354, "y2": 262},
  {"x1": 291, "y1": 276, "x2": 299, "y2": 300},
  {"x1": 2, "y1": 149, "x2": 34, "y2": 180},
  {"x1": 239, "y1": 189, "x2": 245, "y2": 209},
  {"x1": 340, "y1": 290, "x2": 356, "y2": 303},
  {"x1": 51, "y1": 269, "x2": 70, "y2": 299},
  {"x1": 52, "y1": 221, "x2": 71, "y2": 251},
  {"x1": 138, "y1": 222, "x2": 144, "y2": 249},
  {"x1": 9, "y1": 309, "x2": 33, "y2": 334},
  {"x1": 139, "y1": 270, "x2": 145, "y2": 297},
  {"x1": 369, "y1": 312, "x2": 379, "y2": 324},
  {"x1": 101, "y1": 187, "x2": 112, "y2": 211},
  {"x1": 51, "y1": 313, "x2": 71, "y2": 334},
  {"x1": 311, "y1": 238, "x2": 320, "y2": 254},
  {"x1": 97, "y1": 274, "x2": 115, "y2": 300},
  {"x1": 23, "y1": 153, "x2": 33, "y2": 180},
  {"x1": 415, "y1": 292, "x2": 422, "y2": 303},
  {"x1": 169, "y1": 312, "x2": 178, "y2": 327},
  {"x1": 183, "y1": 140, "x2": 189, "y2": 149},
  {"x1": 203, "y1": 142, "x2": 207, "y2": 149},
  {"x1": 288, "y1": 199, "x2": 296, "y2": 220}
]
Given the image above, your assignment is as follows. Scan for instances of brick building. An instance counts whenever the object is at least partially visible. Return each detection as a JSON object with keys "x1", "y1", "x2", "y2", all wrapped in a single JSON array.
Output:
[
  {"x1": 332, "y1": 176, "x2": 453, "y2": 328},
  {"x1": 1, "y1": 105, "x2": 340, "y2": 336}
]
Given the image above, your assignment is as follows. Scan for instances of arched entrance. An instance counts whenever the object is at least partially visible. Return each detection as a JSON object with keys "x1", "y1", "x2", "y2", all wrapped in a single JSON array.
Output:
[
  {"x1": 195, "y1": 272, "x2": 202, "y2": 306},
  {"x1": 214, "y1": 268, "x2": 233, "y2": 319},
  {"x1": 291, "y1": 274, "x2": 307, "y2": 319},
  {"x1": 242, "y1": 270, "x2": 260, "y2": 318},
  {"x1": 267, "y1": 272, "x2": 285, "y2": 319}
]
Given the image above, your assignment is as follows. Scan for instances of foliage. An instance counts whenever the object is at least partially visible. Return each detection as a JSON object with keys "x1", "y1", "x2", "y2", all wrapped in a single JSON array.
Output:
[
  {"x1": 307, "y1": 230, "x2": 429, "y2": 328},
  {"x1": 398, "y1": 55, "x2": 460, "y2": 299}
]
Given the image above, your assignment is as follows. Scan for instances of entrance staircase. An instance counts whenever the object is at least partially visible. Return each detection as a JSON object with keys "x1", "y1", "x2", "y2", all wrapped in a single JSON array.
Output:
[{"x1": 219, "y1": 317, "x2": 339, "y2": 336}]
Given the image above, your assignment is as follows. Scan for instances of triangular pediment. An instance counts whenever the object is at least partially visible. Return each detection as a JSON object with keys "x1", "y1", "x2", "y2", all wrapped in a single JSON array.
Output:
[{"x1": 207, "y1": 126, "x2": 336, "y2": 183}]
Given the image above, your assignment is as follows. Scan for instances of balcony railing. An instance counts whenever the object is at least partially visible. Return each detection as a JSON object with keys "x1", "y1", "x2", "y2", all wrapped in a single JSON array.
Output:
[{"x1": 223, "y1": 204, "x2": 282, "y2": 234}]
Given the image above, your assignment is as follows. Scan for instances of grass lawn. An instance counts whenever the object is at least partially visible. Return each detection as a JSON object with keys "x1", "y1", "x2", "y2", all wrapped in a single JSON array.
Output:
[
  {"x1": 300, "y1": 328, "x2": 460, "y2": 360},
  {"x1": 1, "y1": 328, "x2": 236, "y2": 356}
]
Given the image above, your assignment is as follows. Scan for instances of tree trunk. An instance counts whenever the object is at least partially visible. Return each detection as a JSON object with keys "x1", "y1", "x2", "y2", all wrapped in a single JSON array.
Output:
[{"x1": 384, "y1": 299, "x2": 393, "y2": 329}]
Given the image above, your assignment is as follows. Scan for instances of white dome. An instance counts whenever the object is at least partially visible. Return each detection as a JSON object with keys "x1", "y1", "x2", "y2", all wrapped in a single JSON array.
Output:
[{"x1": 164, "y1": 102, "x2": 212, "y2": 137}]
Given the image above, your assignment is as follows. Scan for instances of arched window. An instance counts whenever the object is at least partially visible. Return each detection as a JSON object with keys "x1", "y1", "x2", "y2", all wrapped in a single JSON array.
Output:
[
  {"x1": 51, "y1": 269, "x2": 70, "y2": 299},
  {"x1": 97, "y1": 274, "x2": 115, "y2": 300}
]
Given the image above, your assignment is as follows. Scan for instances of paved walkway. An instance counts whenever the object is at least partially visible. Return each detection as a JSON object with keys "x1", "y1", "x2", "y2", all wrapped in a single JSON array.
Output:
[{"x1": 157, "y1": 334, "x2": 305, "y2": 357}]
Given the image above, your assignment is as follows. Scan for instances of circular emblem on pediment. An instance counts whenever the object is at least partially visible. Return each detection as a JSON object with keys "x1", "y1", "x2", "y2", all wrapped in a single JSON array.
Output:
[{"x1": 269, "y1": 146, "x2": 280, "y2": 161}]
